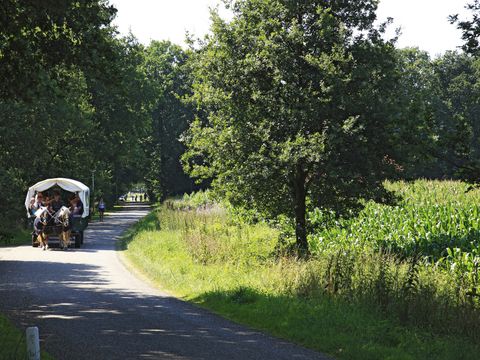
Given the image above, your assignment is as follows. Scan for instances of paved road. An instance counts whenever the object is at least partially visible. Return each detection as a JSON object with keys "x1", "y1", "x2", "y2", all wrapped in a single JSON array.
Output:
[{"x1": 0, "y1": 205, "x2": 329, "y2": 360}]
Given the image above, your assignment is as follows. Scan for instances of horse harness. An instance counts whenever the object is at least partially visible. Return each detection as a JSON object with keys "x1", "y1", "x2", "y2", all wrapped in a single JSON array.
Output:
[{"x1": 54, "y1": 209, "x2": 72, "y2": 232}]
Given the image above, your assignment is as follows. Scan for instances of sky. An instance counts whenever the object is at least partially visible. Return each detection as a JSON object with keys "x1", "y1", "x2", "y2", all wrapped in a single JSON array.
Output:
[{"x1": 111, "y1": 0, "x2": 471, "y2": 57}]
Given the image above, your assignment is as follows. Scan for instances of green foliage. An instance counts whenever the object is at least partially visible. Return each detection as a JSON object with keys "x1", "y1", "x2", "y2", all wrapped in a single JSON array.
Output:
[
  {"x1": 170, "y1": 190, "x2": 215, "y2": 210},
  {"x1": 142, "y1": 41, "x2": 197, "y2": 201},
  {"x1": 0, "y1": 229, "x2": 30, "y2": 247},
  {"x1": 309, "y1": 180, "x2": 480, "y2": 260},
  {"x1": 159, "y1": 198, "x2": 277, "y2": 265},
  {"x1": 122, "y1": 181, "x2": 480, "y2": 359},
  {"x1": 431, "y1": 53, "x2": 480, "y2": 181},
  {"x1": 0, "y1": 1, "x2": 155, "y2": 227},
  {"x1": 389, "y1": 48, "x2": 438, "y2": 177},
  {"x1": 183, "y1": 0, "x2": 404, "y2": 253},
  {"x1": 394, "y1": 49, "x2": 480, "y2": 181},
  {"x1": 450, "y1": 1, "x2": 480, "y2": 55},
  {"x1": 0, "y1": 314, "x2": 54, "y2": 360},
  {"x1": 0, "y1": 0, "x2": 117, "y2": 100}
]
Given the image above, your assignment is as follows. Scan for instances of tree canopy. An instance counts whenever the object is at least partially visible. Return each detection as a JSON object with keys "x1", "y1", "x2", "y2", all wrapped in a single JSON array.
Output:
[
  {"x1": 183, "y1": 0, "x2": 403, "y2": 253},
  {"x1": 451, "y1": 0, "x2": 480, "y2": 55},
  {"x1": 0, "y1": 0, "x2": 153, "y2": 228},
  {"x1": 142, "y1": 41, "x2": 197, "y2": 201},
  {"x1": 2, "y1": 0, "x2": 480, "y2": 255}
]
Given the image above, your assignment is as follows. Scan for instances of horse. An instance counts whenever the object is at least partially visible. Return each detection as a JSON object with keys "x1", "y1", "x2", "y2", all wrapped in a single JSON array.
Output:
[
  {"x1": 37, "y1": 231, "x2": 48, "y2": 250},
  {"x1": 34, "y1": 207, "x2": 49, "y2": 250},
  {"x1": 55, "y1": 206, "x2": 71, "y2": 250}
]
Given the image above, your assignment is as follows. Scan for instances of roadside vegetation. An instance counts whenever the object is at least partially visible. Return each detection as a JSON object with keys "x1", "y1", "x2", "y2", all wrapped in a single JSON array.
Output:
[
  {"x1": 122, "y1": 181, "x2": 480, "y2": 359},
  {"x1": 0, "y1": 229, "x2": 30, "y2": 247},
  {"x1": 3, "y1": 1, "x2": 480, "y2": 358},
  {"x1": 0, "y1": 314, "x2": 53, "y2": 360}
]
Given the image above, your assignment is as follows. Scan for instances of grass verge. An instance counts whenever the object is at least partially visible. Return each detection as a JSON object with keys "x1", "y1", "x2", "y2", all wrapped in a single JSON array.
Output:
[
  {"x1": 120, "y1": 188, "x2": 480, "y2": 360},
  {"x1": 0, "y1": 228, "x2": 31, "y2": 247},
  {"x1": 0, "y1": 314, "x2": 54, "y2": 360}
]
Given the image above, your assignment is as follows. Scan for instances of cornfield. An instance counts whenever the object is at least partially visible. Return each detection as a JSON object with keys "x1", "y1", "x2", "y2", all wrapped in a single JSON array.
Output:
[{"x1": 310, "y1": 180, "x2": 480, "y2": 261}]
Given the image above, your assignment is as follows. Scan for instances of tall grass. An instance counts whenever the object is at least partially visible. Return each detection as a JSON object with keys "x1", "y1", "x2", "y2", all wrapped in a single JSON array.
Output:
[{"x1": 122, "y1": 184, "x2": 480, "y2": 359}]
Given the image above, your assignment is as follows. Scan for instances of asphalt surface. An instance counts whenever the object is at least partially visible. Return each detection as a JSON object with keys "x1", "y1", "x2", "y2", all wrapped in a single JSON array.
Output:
[{"x1": 0, "y1": 204, "x2": 329, "y2": 360}]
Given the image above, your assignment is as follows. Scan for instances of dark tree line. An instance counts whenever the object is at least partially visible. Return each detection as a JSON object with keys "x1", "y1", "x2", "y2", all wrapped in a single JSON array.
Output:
[
  {"x1": 394, "y1": 49, "x2": 480, "y2": 182},
  {"x1": 142, "y1": 41, "x2": 199, "y2": 201},
  {"x1": 0, "y1": 1, "x2": 195, "y2": 232},
  {"x1": 0, "y1": 1, "x2": 153, "y2": 229}
]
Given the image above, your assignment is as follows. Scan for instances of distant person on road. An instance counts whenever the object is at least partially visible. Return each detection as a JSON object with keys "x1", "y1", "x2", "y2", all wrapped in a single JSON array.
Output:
[
  {"x1": 135, "y1": 195, "x2": 138, "y2": 202},
  {"x1": 144, "y1": 193, "x2": 148, "y2": 202},
  {"x1": 98, "y1": 198, "x2": 106, "y2": 222}
]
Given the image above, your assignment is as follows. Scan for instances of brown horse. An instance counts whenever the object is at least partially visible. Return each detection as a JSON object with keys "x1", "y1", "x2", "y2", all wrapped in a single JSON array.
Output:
[
  {"x1": 37, "y1": 231, "x2": 48, "y2": 250},
  {"x1": 34, "y1": 208, "x2": 49, "y2": 250},
  {"x1": 56, "y1": 206, "x2": 71, "y2": 250}
]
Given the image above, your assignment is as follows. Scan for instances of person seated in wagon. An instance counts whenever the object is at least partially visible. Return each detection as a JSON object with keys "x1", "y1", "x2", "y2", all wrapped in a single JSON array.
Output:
[
  {"x1": 69, "y1": 193, "x2": 84, "y2": 216},
  {"x1": 50, "y1": 190, "x2": 64, "y2": 213},
  {"x1": 29, "y1": 192, "x2": 44, "y2": 215}
]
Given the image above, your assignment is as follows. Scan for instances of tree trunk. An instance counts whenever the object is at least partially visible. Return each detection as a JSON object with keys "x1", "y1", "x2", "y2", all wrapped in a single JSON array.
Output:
[{"x1": 294, "y1": 162, "x2": 309, "y2": 256}]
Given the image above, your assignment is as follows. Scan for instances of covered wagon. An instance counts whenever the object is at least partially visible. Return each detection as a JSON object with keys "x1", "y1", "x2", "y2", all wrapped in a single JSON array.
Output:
[{"x1": 25, "y1": 178, "x2": 90, "y2": 248}]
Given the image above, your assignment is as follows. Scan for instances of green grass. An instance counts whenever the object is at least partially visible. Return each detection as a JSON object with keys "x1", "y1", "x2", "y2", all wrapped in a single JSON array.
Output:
[
  {"x1": 0, "y1": 314, "x2": 54, "y2": 360},
  {"x1": 121, "y1": 184, "x2": 480, "y2": 359},
  {"x1": 0, "y1": 228, "x2": 31, "y2": 247}
]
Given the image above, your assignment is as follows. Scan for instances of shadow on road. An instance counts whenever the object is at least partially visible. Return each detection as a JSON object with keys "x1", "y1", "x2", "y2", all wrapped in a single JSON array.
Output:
[
  {"x1": 0, "y1": 205, "x2": 326, "y2": 359},
  {"x1": 0, "y1": 259, "x2": 323, "y2": 360}
]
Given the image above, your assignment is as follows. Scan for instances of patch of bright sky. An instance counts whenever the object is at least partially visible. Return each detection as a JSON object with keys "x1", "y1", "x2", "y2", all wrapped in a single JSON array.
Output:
[{"x1": 111, "y1": 0, "x2": 471, "y2": 57}]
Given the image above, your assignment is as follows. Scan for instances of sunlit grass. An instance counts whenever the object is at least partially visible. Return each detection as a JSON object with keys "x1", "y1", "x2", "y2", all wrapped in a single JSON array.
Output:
[{"x1": 121, "y1": 184, "x2": 480, "y2": 359}]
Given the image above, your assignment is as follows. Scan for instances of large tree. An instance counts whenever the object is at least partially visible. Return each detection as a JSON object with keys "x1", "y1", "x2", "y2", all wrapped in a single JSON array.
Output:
[
  {"x1": 142, "y1": 41, "x2": 196, "y2": 201},
  {"x1": 83, "y1": 34, "x2": 154, "y2": 202},
  {"x1": 431, "y1": 53, "x2": 480, "y2": 181},
  {"x1": 183, "y1": 0, "x2": 401, "y2": 254},
  {"x1": 0, "y1": 1, "x2": 153, "y2": 229},
  {"x1": 0, "y1": 0, "x2": 117, "y2": 100}
]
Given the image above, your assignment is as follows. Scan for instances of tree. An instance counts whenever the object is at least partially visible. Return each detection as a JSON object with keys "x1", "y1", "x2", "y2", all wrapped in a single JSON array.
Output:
[
  {"x1": 82, "y1": 34, "x2": 154, "y2": 202},
  {"x1": 431, "y1": 53, "x2": 480, "y2": 181},
  {"x1": 450, "y1": 0, "x2": 480, "y2": 55},
  {"x1": 0, "y1": 1, "x2": 153, "y2": 229},
  {"x1": 142, "y1": 41, "x2": 197, "y2": 201},
  {"x1": 0, "y1": 0, "x2": 117, "y2": 100},
  {"x1": 389, "y1": 48, "x2": 452, "y2": 179},
  {"x1": 386, "y1": 49, "x2": 480, "y2": 183},
  {"x1": 183, "y1": 0, "x2": 401, "y2": 254}
]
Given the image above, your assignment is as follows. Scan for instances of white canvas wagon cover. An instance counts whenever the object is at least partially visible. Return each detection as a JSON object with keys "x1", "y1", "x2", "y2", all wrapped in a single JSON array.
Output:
[{"x1": 25, "y1": 178, "x2": 90, "y2": 218}]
